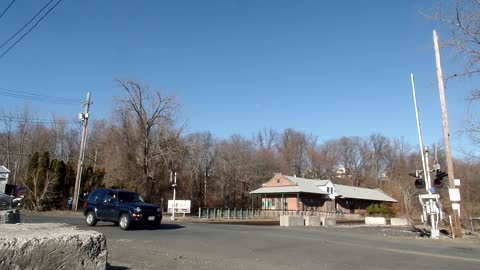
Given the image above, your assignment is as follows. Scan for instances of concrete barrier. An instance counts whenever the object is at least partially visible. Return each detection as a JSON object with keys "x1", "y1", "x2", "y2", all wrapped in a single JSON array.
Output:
[
  {"x1": 0, "y1": 223, "x2": 107, "y2": 270},
  {"x1": 365, "y1": 216, "x2": 387, "y2": 225},
  {"x1": 304, "y1": 216, "x2": 321, "y2": 226},
  {"x1": 280, "y1": 215, "x2": 304, "y2": 226},
  {"x1": 0, "y1": 209, "x2": 20, "y2": 224},
  {"x1": 390, "y1": 218, "x2": 410, "y2": 226},
  {"x1": 321, "y1": 217, "x2": 336, "y2": 227}
]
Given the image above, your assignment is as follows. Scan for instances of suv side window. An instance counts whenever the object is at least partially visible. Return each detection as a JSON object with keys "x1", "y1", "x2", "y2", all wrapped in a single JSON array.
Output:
[
  {"x1": 96, "y1": 190, "x2": 107, "y2": 202},
  {"x1": 105, "y1": 191, "x2": 117, "y2": 203},
  {"x1": 87, "y1": 190, "x2": 100, "y2": 202}
]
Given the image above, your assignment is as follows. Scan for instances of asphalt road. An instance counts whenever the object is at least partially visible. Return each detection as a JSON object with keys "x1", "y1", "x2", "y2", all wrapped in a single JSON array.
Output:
[{"x1": 23, "y1": 214, "x2": 480, "y2": 270}]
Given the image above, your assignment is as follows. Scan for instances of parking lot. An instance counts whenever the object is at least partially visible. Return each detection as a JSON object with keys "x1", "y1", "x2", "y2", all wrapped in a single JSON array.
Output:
[{"x1": 23, "y1": 213, "x2": 480, "y2": 270}]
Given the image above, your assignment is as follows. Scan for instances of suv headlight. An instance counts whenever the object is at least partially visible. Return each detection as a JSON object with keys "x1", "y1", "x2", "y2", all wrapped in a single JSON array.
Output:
[
  {"x1": 135, "y1": 207, "x2": 142, "y2": 212},
  {"x1": 157, "y1": 208, "x2": 161, "y2": 213}
]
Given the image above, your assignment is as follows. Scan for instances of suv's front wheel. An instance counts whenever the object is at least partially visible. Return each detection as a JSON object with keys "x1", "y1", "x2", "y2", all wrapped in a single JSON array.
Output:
[
  {"x1": 86, "y1": 211, "x2": 97, "y2": 226},
  {"x1": 119, "y1": 213, "x2": 131, "y2": 230}
]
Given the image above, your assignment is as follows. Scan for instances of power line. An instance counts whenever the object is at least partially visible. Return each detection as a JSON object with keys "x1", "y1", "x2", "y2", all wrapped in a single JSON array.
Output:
[
  {"x1": 0, "y1": 116, "x2": 78, "y2": 125},
  {"x1": 0, "y1": 87, "x2": 81, "y2": 104},
  {"x1": 0, "y1": 0, "x2": 64, "y2": 60},
  {"x1": 0, "y1": 0, "x2": 55, "y2": 51},
  {"x1": 0, "y1": 0, "x2": 17, "y2": 20}
]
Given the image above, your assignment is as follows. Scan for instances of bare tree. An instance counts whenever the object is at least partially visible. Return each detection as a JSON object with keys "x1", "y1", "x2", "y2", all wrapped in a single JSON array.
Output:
[
  {"x1": 429, "y1": 1, "x2": 480, "y2": 155},
  {"x1": 278, "y1": 129, "x2": 312, "y2": 177},
  {"x1": 115, "y1": 79, "x2": 178, "y2": 200}
]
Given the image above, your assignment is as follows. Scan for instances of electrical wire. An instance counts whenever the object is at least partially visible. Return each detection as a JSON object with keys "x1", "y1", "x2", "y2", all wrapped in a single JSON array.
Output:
[
  {"x1": 0, "y1": 0, "x2": 64, "y2": 60},
  {"x1": 0, "y1": 87, "x2": 81, "y2": 104},
  {"x1": 0, "y1": 0, "x2": 55, "y2": 51},
  {"x1": 0, "y1": 116, "x2": 78, "y2": 125},
  {"x1": 0, "y1": 0, "x2": 17, "y2": 20}
]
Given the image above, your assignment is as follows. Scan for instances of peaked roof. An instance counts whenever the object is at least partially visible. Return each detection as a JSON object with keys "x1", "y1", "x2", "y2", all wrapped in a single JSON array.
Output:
[
  {"x1": 250, "y1": 175, "x2": 329, "y2": 195},
  {"x1": 250, "y1": 175, "x2": 397, "y2": 203},
  {"x1": 284, "y1": 176, "x2": 330, "y2": 187},
  {"x1": 334, "y1": 184, "x2": 397, "y2": 203},
  {"x1": 0, "y1": 166, "x2": 10, "y2": 173}
]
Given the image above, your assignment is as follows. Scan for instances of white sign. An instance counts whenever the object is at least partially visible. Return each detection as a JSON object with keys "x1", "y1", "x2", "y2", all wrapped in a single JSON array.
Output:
[
  {"x1": 167, "y1": 200, "x2": 191, "y2": 214},
  {"x1": 452, "y1": 203, "x2": 460, "y2": 210},
  {"x1": 448, "y1": 188, "x2": 461, "y2": 202},
  {"x1": 454, "y1": 179, "x2": 461, "y2": 186}
]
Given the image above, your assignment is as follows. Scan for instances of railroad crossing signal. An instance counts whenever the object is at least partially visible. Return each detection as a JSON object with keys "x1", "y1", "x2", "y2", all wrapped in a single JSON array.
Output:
[
  {"x1": 409, "y1": 171, "x2": 425, "y2": 190},
  {"x1": 433, "y1": 170, "x2": 447, "y2": 189}
]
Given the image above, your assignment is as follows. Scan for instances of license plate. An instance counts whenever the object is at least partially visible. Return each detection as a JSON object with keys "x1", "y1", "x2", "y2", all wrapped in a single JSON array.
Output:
[{"x1": 148, "y1": 216, "x2": 155, "y2": 221}]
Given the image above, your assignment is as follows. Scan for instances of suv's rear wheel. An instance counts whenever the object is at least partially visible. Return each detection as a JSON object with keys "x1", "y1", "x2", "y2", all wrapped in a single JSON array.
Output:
[
  {"x1": 119, "y1": 213, "x2": 131, "y2": 230},
  {"x1": 86, "y1": 211, "x2": 97, "y2": 226}
]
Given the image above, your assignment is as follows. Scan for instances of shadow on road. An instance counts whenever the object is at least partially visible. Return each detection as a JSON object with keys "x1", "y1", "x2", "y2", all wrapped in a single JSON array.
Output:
[
  {"x1": 124, "y1": 223, "x2": 185, "y2": 231},
  {"x1": 107, "y1": 263, "x2": 130, "y2": 270},
  {"x1": 158, "y1": 223, "x2": 185, "y2": 230}
]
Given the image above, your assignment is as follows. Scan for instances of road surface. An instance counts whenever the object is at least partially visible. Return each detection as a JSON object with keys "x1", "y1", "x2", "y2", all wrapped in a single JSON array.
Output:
[{"x1": 23, "y1": 214, "x2": 480, "y2": 270}]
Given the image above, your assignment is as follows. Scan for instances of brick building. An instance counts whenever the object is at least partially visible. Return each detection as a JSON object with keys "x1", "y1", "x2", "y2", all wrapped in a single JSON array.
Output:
[{"x1": 250, "y1": 174, "x2": 397, "y2": 214}]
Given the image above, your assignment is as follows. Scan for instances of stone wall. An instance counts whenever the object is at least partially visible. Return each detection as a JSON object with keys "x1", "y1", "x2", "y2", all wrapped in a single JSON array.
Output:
[
  {"x1": 0, "y1": 210, "x2": 20, "y2": 224},
  {"x1": 0, "y1": 223, "x2": 107, "y2": 270}
]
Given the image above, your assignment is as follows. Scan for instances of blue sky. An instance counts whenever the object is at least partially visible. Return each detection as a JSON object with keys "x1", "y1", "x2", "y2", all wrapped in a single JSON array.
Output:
[{"x1": 0, "y1": 0, "x2": 475, "y2": 156}]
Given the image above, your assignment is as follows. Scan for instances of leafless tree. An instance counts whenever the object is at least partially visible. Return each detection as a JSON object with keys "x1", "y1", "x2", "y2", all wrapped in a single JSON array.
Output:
[
  {"x1": 114, "y1": 79, "x2": 178, "y2": 201},
  {"x1": 428, "y1": 0, "x2": 480, "y2": 155},
  {"x1": 278, "y1": 129, "x2": 313, "y2": 177}
]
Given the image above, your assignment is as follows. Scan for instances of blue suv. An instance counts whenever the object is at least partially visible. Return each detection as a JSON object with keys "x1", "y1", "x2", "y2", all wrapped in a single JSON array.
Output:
[{"x1": 83, "y1": 188, "x2": 162, "y2": 230}]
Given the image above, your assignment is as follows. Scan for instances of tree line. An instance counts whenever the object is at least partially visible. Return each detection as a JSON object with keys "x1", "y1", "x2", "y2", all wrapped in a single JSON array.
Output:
[{"x1": 1, "y1": 79, "x2": 479, "y2": 218}]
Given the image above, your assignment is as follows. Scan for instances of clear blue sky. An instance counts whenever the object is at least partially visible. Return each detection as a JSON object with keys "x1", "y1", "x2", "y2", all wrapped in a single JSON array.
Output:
[{"x1": 0, "y1": 0, "x2": 475, "y2": 156}]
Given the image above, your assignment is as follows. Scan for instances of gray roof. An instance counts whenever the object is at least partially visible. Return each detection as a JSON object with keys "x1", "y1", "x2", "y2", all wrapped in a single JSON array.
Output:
[
  {"x1": 250, "y1": 186, "x2": 327, "y2": 195},
  {"x1": 250, "y1": 176, "x2": 329, "y2": 195},
  {"x1": 0, "y1": 166, "x2": 10, "y2": 173},
  {"x1": 249, "y1": 175, "x2": 397, "y2": 203},
  {"x1": 284, "y1": 176, "x2": 330, "y2": 187},
  {"x1": 334, "y1": 184, "x2": 397, "y2": 203}
]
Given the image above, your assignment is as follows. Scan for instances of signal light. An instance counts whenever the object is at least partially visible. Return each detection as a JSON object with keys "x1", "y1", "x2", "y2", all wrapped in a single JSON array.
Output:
[
  {"x1": 409, "y1": 171, "x2": 425, "y2": 190},
  {"x1": 415, "y1": 178, "x2": 426, "y2": 189},
  {"x1": 433, "y1": 170, "x2": 447, "y2": 189}
]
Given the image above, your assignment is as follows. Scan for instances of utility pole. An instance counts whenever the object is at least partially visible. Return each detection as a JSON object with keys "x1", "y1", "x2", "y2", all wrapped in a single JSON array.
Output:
[
  {"x1": 204, "y1": 171, "x2": 207, "y2": 207},
  {"x1": 72, "y1": 92, "x2": 91, "y2": 212},
  {"x1": 171, "y1": 171, "x2": 177, "y2": 221},
  {"x1": 433, "y1": 30, "x2": 462, "y2": 238}
]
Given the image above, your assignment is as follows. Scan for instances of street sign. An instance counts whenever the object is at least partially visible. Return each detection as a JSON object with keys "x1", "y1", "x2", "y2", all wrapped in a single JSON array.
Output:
[
  {"x1": 448, "y1": 188, "x2": 461, "y2": 202},
  {"x1": 167, "y1": 200, "x2": 191, "y2": 214},
  {"x1": 454, "y1": 179, "x2": 461, "y2": 186}
]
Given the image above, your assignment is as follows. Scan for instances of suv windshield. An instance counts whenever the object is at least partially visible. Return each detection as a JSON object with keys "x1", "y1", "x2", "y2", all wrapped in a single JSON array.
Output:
[{"x1": 118, "y1": 191, "x2": 145, "y2": 203}]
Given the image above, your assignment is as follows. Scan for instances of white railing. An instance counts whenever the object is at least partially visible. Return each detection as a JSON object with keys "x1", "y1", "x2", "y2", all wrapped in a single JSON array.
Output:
[{"x1": 197, "y1": 208, "x2": 363, "y2": 220}]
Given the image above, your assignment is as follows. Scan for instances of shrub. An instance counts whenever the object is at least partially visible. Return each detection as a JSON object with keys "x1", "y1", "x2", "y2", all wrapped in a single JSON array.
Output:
[{"x1": 366, "y1": 203, "x2": 396, "y2": 218}]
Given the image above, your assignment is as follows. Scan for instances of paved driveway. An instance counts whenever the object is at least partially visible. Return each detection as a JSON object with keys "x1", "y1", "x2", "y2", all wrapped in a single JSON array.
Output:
[{"x1": 24, "y1": 214, "x2": 480, "y2": 270}]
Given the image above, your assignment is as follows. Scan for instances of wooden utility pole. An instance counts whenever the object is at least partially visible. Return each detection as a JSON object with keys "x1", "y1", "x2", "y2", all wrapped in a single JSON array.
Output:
[
  {"x1": 73, "y1": 92, "x2": 91, "y2": 212},
  {"x1": 433, "y1": 30, "x2": 462, "y2": 237}
]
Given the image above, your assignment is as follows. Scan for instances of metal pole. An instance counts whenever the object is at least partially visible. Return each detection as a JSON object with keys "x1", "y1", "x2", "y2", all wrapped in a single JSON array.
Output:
[
  {"x1": 425, "y1": 149, "x2": 439, "y2": 239},
  {"x1": 433, "y1": 30, "x2": 461, "y2": 238},
  {"x1": 73, "y1": 92, "x2": 91, "y2": 212},
  {"x1": 410, "y1": 74, "x2": 429, "y2": 191},
  {"x1": 171, "y1": 172, "x2": 177, "y2": 221},
  {"x1": 204, "y1": 171, "x2": 207, "y2": 207}
]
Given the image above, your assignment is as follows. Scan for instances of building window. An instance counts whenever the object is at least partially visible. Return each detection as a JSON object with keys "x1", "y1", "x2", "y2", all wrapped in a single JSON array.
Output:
[{"x1": 276, "y1": 179, "x2": 280, "y2": 183}]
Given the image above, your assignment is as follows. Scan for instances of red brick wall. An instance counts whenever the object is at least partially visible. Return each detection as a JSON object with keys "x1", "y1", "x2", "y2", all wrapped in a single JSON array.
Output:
[{"x1": 262, "y1": 174, "x2": 296, "y2": 187}]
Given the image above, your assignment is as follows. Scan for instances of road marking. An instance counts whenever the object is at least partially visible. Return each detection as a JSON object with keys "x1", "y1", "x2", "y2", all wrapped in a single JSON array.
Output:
[
  {"x1": 380, "y1": 247, "x2": 480, "y2": 263},
  {"x1": 325, "y1": 239, "x2": 480, "y2": 263}
]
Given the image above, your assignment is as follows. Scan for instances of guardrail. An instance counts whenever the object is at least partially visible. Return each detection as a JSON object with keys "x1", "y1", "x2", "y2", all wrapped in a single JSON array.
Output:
[
  {"x1": 469, "y1": 216, "x2": 480, "y2": 232},
  {"x1": 197, "y1": 208, "x2": 363, "y2": 220}
]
